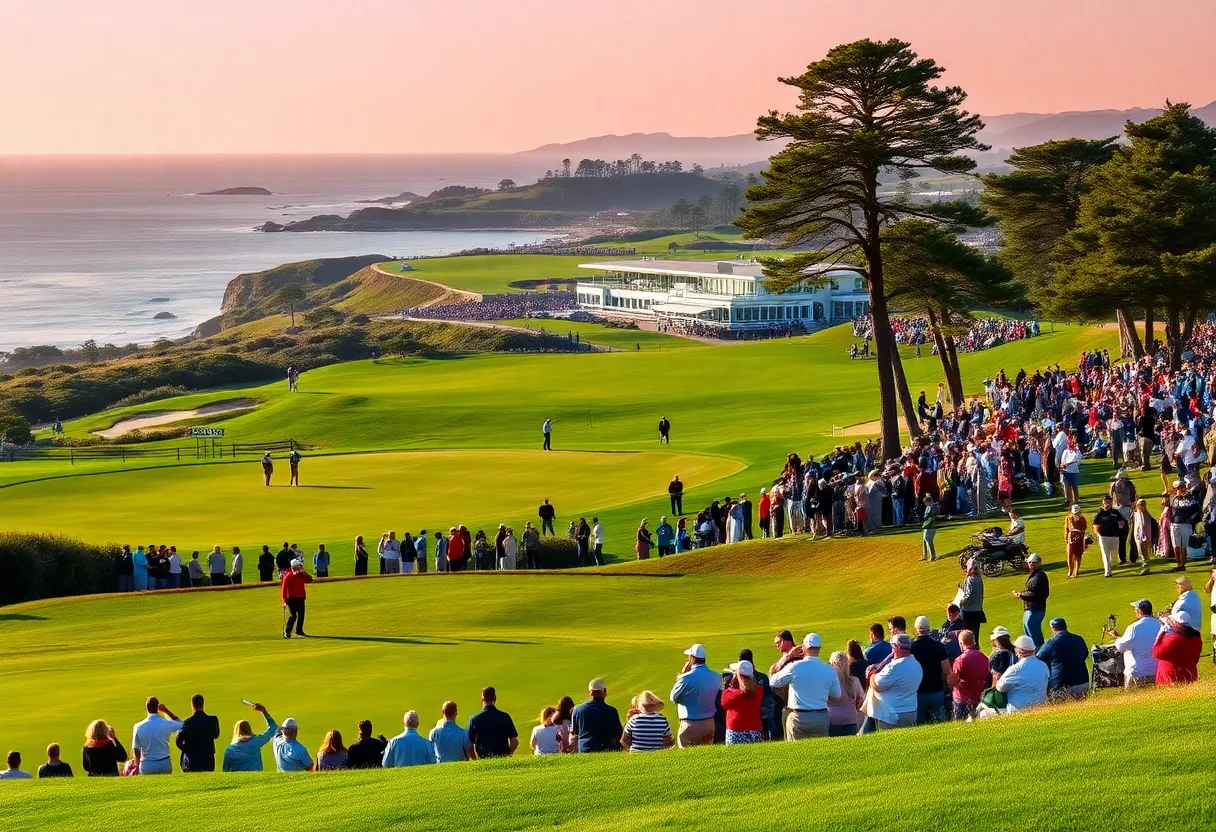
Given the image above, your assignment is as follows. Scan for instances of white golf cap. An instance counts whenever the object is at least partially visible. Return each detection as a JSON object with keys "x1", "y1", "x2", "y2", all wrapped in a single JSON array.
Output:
[
  {"x1": 290, "y1": 558, "x2": 303, "y2": 568},
  {"x1": 759, "y1": 487, "x2": 767, "y2": 494},
  {"x1": 1172, "y1": 610, "x2": 1194, "y2": 626},
  {"x1": 728, "y1": 660, "x2": 755, "y2": 677},
  {"x1": 683, "y1": 643, "x2": 706, "y2": 659},
  {"x1": 588, "y1": 677, "x2": 607, "y2": 692},
  {"x1": 1012, "y1": 636, "x2": 1037, "y2": 651},
  {"x1": 914, "y1": 615, "x2": 932, "y2": 632},
  {"x1": 281, "y1": 717, "x2": 297, "y2": 729},
  {"x1": 802, "y1": 632, "x2": 822, "y2": 649},
  {"x1": 1070, "y1": 504, "x2": 1082, "y2": 514},
  {"x1": 989, "y1": 626, "x2": 1010, "y2": 639},
  {"x1": 1026, "y1": 553, "x2": 1042, "y2": 563}
]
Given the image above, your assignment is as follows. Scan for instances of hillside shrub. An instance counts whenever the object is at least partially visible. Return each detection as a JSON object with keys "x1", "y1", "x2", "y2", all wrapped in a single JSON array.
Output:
[
  {"x1": 112, "y1": 385, "x2": 190, "y2": 408},
  {"x1": 536, "y1": 537, "x2": 579, "y2": 569},
  {"x1": 0, "y1": 533, "x2": 119, "y2": 605}
]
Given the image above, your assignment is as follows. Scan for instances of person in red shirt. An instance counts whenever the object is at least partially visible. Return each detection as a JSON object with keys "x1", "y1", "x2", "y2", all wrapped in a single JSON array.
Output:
[
  {"x1": 719, "y1": 660, "x2": 764, "y2": 744},
  {"x1": 1152, "y1": 611, "x2": 1202, "y2": 685},
  {"x1": 758, "y1": 490, "x2": 771, "y2": 539},
  {"x1": 280, "y1": 558, "x2": 314, "y2": 639},
  {"x1": 446, "y1": 528, "x2": 466, "y2": 572},
  {"x1": 947, "y1": 630, "x2": 991, "y2": 719}
]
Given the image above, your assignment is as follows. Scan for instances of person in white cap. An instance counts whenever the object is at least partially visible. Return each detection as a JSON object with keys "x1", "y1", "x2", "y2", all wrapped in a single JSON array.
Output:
[
  {"x1": 909, "y1": 616, "x2": 949, "y2": 724},
  {"x1": 989, "y1": 635, "x2": 1048, "y2": 714},
  {"x1": 1112, "y1": 599, "x2": 1162, "y2": 687},
  {"x1": 1011, "y1": 553, "x2": 1049, "y2": 647},
  {"x1": 669, "y1": 644, "x2": 718, "y2": 747},
  {"x1": 280, "y1": 557, "x2": 314, "y2": 639},
  {"x1": 986, "y1": 626, "x2": 1017, "y2": 686},
  {"x1": 1109, "y1": 468, "x2": 1137, "y2": 563},
  {"x1": 382, "y1": 710, "x2": 436, "y2": 768},
  {"x1": 570, "y1": 678, "x2": 623, "y2": 753},
  {"x1": 1152, "y1": 609, "x2": 1202, "y2": 685},
  {"x1": 272, "y1": 717, "x2": 313, "y2": 772},
  {"x1": 866, "y1": 633, "x2": 921, "y2": 731},
  {"x1": 768, "y1": 633, "x2": 841, "y2": 740},
  {"x1": 720, "y1": 660, "x2": 765, "y2": 744}
]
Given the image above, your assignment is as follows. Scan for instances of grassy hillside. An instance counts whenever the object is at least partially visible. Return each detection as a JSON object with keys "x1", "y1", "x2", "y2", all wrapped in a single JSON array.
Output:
[
  {"x1": 219, "y1": 255, "x2": 389, "y2": 326},
  {"x1": 6, "y1": 323, "x2": 1116, "y2": 556}
]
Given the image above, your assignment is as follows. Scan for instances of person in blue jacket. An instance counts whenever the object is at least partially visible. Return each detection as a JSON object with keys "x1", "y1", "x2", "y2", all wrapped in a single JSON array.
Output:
[
  {"x1": 222, "y1": 703, "x2": 279, "y2": 772},
  {"x1": 313, "y1": 544, "x2": 330, "y2": 578},
  {"x1": 132, "y1": 545, "x2": 149, "y2": 592},
  {"x1": 655, "y1": 517, "x2": 675, "y2": 557}
]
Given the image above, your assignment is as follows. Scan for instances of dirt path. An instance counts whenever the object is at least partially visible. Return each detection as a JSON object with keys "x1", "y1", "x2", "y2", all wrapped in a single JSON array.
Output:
[
  {"x1": 370, "y1": 263, "x2": 480, "y2": 307},
  {"x1": 94, "y1": 399, "x2": 258, "y2": 439}
]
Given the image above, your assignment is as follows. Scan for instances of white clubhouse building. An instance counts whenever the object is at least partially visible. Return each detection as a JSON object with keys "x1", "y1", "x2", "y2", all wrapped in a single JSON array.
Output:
[{"x1": 574, "y1": 259, "x2": 871, "y2": 332}]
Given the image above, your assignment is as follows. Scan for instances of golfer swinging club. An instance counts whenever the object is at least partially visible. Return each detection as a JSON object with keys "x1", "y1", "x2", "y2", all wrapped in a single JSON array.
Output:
[{"x1": 281, "y1": 557, "x2": 314, "y2": 639}]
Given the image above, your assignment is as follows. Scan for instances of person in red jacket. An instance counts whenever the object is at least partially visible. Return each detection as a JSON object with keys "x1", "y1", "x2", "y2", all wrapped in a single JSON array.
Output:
[
  {"x1": 1152, "y1": 610, "x2": 1202, "y2": 685},
  {"x1": 446, "y1": 528, "x2": 466, "y2": 573},
  {"x1": 281, "y1": 558, "x2": 314, "y2": 639},
  {"x1": 758, "y1": 489, "x2": 771, "y2": 539},
  {"x1": 719, "y1": 660, "x2": 764, "y2": 744}
]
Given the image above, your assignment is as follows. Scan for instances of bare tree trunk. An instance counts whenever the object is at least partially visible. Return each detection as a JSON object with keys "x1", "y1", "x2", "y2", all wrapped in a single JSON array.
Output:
[
  {"x1": 937, "y1": 308, "x2": 966, "y2": 409},
  {"x1": 1115, "y1": 307, "x2": 1144, "y2": 359},
  {"x1": 1182, "y1": 304, "x2": 1198, "y2": 348},
  {"x1": 890, "y1": 345, "x2": 923, "y2": 441},
  {"x1": 1144, "y1": 307, "x2": 1155, "y2": 355},
  {"x1": 927, "y1": 307, "x2": 960, "y2": 409},
  {"x1": 1165, "y1": 305, "x2": 1182, "y2": 372},
  {"x1": 865, "y1": 228, "x2": 901, "y2": 461}
]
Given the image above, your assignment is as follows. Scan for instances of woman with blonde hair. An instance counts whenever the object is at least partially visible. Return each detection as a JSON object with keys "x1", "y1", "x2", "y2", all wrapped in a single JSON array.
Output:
[
  {"x1": 81, "y1": 719, "x2": 128, "y2": 776},
  {"x1": 622, "y1": 691, "x2": 672, "y2": 751},
  {"x1": 827, "y1": 651, "x2": 864, "y2": 737},
  {"x1": 636, "y1": 519, "x2": 654, "y2": 560},
  {"x1": 529, "y1": 706, "x2": 565, "y2": 755},
  {"x1": 221, "y1": 702, "x2": 279, "y2": 772},
  {"x1": 316, "y1": 729, "x2": 348, "y2": 770}
]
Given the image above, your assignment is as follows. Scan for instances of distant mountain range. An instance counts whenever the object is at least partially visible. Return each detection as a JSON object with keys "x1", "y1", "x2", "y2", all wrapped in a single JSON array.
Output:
[{"x1": 520, "y1": 102, "x2": 1216, "y2": 166}]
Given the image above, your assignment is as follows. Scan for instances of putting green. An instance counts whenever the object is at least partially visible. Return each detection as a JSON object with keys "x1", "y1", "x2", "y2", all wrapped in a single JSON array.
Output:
[{"x1": 3, "y1": 448, "x2": 742, "y2": 557}]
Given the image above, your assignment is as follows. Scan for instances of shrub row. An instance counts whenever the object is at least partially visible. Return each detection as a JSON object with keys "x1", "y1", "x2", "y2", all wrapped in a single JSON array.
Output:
[{"x1": 0, "y1": 533, "x2": 120, "y2": 606}]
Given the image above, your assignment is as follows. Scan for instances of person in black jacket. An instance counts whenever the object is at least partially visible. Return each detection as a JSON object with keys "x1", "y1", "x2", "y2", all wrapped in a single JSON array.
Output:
[
  {"x1": 258, "y1": 546, "x2": 276, "y2": 582},
  {"x1": 275, "y1": 543, "x2": 293, "y2": 578},
  {"x1": 538, "y1": 499, "x2": 556, "y2": 536},
  {"x1": 1011, "y1": 553, "x2": 1050, "y2": 648},
  {"x1": 82, "y1": 720, "x2": 128, "y2": 776},
  {"x1": 345, "y1": 720, "x2": 387, "y2": 769},
  {"x1": 117, "y1": 545, "x2": 135, "y2": 592},
  {"x1": 176, "y1": 694, "x2": 220, "y2": 772}
]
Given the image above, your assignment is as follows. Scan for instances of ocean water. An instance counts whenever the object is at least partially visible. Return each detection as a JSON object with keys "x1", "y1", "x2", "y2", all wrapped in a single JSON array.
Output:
[{"x1": 0, "y1": 155, "x2": 555, "y2": 351}]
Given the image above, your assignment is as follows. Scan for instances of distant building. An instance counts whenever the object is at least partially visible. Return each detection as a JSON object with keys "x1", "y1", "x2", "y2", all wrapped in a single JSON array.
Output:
[{"x1": 574, "y1": 259, "x2": 870, "y2": 332}]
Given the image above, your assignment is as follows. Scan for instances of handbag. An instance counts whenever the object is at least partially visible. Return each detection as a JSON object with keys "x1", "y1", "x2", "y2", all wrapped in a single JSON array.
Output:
[{"x1": 980, "y1": 687, "x2": 1007, "y2": 710}]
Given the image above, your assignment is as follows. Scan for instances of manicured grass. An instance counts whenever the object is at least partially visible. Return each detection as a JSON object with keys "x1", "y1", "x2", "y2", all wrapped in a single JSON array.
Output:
[
  {"x1": 7, "y1": 323, "x2": 1115, "y2": 557},
  {"x1": 494, "y1": 318, "x2": 698, "y2": 350}
]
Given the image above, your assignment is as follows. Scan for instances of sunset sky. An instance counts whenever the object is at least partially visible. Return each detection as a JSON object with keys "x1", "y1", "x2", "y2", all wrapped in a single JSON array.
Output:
[{"x1": 2, "y1": 0, "x2": 1213, "y2": 155}]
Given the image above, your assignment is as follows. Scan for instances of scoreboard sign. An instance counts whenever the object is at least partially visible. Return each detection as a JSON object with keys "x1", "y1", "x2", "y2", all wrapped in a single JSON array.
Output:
[{"x1": 190, "y1": 427, "x2": 226, "y2": 438}]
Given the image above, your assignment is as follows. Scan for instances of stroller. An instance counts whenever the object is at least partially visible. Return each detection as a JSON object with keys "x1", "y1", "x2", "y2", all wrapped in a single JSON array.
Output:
[
  {"x1": 957, "y1": 531, "x2": 1029, "y2": 577},
  {"x1": 1091, "y1": 614, "x2": 1125, "y2": 690}
]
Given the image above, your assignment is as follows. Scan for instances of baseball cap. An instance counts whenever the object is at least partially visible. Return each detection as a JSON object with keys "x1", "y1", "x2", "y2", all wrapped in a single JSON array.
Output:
[
  {"x1": 914, "y1": 615, "x2": 932, "y2": 633},
  {"x1": 1131, "y1": 599, "x2": 1153, "y2": 615},
  {"x1": 1026, "y1": 553, "x2": 1042, "y2": 563},
  {"x1": 683, "y1": 643, "x2": 707, "y2": 659},
  {"x1": 1050, "y1": 617, "x2": 1067, "y2": 629},
  {"x1": 1173, "y1": 610, "x2": 1194, "y2": 626},
  {"x1": 891, "y1": 633, "x2": 912, "y2": 649},
  {"x1": 1070, "y1": 504, "x2": 1082, "y2": 514},
  {"x1": 281, "y1": 717, "x2": 298, "y2": 729},
  {"x1": 802, "y1": 632, "x2": 822, "y2": 649},
  {"x1": 1116, "y1": 468, "x2": 1128, "y2": 478},
  {"x1": 1012, "y1": 635, "x2": 1037, "y2": 652},
  {"x1": 588, "y1": 678, "x2": 607, "y2": 692},
  {"x1": 290, "y1": 558, "x2": 303, "y2": 568},
  {"x1": 989, "y1": 626, "x2": 1010, "y2": 639},
  {"x1": 728, "y1": 660, "x2": 755, "y2": 677}
]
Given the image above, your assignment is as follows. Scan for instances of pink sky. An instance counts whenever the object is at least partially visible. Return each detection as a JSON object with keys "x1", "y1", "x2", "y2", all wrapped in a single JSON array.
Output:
[{"x1": 2, "y1": 0, "x2": 1213, "y2": 154}]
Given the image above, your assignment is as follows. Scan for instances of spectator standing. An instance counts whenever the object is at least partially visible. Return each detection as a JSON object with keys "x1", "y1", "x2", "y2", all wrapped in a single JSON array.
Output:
[
  {"x1": 132, "y1": 545, "x2": 148, "y2": 591},
  {"x1": 81, "y1": 720, "x2": 128, "y2": 776},
  {"x1": 1092, "y1": 496, "x2": 1125, "y2": 578},
  {"x1": 353, "y1": 537, "x2": 369, "y2": 577},
  {"x1": 176, "y1": 694, "x2": 220, "y2": 773},
  {"x1": 187, "y1": 552, "x2": 204, "y2": 588},
  {"x1": 947, "y1": 631, "x2": 990, "y2": 720},
  {"x1": 636, "y1": 520, "x2": 653, "y2": 560},
  {"x1": 570, "y1": 679, "x2": 623, "y2": 753},
  {"x1": 769, "y1": 633, "x2": 841, "y2": 740},
  {"x1": 539, "y1": 499, "x2": 556, "y2": 536},
  {"x1": 542, "y1": 418, "x2": 552, "y2": 451},
  {"x1": 1012, "y1": 554, "x2": 1049, "y2": 647},
  {"x1": 467, "y1": 687, "x2": 518, "y2": 759},
  {"x1": 591, "y1": 518, "x2": 605, "y2": 566},
  {"x1": 221, "y1": 703, "x2": 278, "y2": 772},
  {"x1": 131, "y1": 697, "x2": 183, "y2": 775},
  {"x1": 668, "y1": 475, "x2": 684, "y2": 515},
  {"x1": 867, "y1": 633, "x2": 922, "y2": 730},
  {"x1": 276, "y1": 543, "x2": 293, "y2": 578},
  {"x1": 826, "y1": 651, "x2": 864, "y2": 737},
  {"x1": 719, "y1": 660, "x2": 765, "y2": 744},
  {"x1": 273, "y1": 717, "x2": 313, "y2": 772},
  {"x1": 656, "y1": 517, "x2": 675, "y2": 558},
  {"x1": 37, "y1": 744, "x2": 73, "y2": 778},
  {"x1": 909, "y1": 617, "x2": 950, "y2": 724},
  {"x1": 167, "y1": 548, "x2": 183, "y2": 589},
  {"x1": 229, "y1": 547, "x2": 243, "y2": 585},
  {"x1": 116, "y1": 545, "x2": 135, "y2": 592},
  {"x1": 415, "y1": 530, "x2": 428, "y2": 574},
  {"x1": 956, "y1": 560, "x2": 986, "y2": 639},
  {"x1": 669, "y1": 644, "x2": 719, "y2": 748},
  {"x1": 313, "y1": 544, "x2": 330, "y2": 578},
  {"x1": 1112, "y1": 599, "x2": 1162, "y2": 686},
  {"x1": 207, "y1": 547, "x2": 226, "y2": 586},
  {"x1": 920, "y1": 495, "x2": 939, "y2": 561},
  {"x1": 347, "y1": 720, "x2": 388, "y2": 769},
  {"x1": 382, "y1": 712, "x2": 435, "y2": 767}
]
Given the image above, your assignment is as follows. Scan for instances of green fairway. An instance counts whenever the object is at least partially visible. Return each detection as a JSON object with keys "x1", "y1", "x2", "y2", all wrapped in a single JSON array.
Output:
[{"x1": 9, "y1": 322, "x2": 1116, "y2": 559}]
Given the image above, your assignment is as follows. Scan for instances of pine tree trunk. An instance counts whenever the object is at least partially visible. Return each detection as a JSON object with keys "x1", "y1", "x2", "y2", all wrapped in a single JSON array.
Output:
[
  {"x1": 890, "y1": 345, "x2": 923, "y2": 440},
  {"x1": 1144, "y1": 307, "x2": 1155, "y2": 355},
  {"x1": 1182, "y1": 304, "x2": 1198, "y2": 348},
  {"x1": 944, "y1": 335, "x2": 965, "y2": 408},
  {"x1": 1115, "y1": 307, "x2": 1144, "y2": 359},
  {"x1": 865, "y1": 251, "x2": 902, "y2": 460},
  {"x1": 927, "y1": 308, "x2": 957, "y2": 407},
  {"x1": 1165, "y1": 306, "x2": 1182, "y2": 372}
]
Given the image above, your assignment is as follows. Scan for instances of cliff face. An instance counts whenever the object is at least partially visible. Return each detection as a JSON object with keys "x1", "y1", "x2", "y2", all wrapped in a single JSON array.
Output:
[{"x1": 219, "y1": 254, "x2": 390, "y2": 321}]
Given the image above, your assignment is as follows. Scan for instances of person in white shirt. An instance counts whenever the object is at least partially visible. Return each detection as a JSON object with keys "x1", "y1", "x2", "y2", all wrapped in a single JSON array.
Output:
[
  {"x1": 1059, "y1": 436, "x2": 1083, "y2": 505},
  {"x1": 769, "y1": 633, "x2": 842, "y2": 740},
  {"x1": 867, "y1": 633, "x2": 922, "y2": 730},
  {"x1": 1171, "y1": 576, "x2": 1202, "y2": 625},
  {"x1": 167, "y1": 549, "x2": 183, "y2": 589},
  {"x1": 382, "y1": 532, "x2": 402, "y2": 574},
  {"x1": 993, "y1": 636, "x2": 1049, "y2": 713},
  {"x1": 131, "y1": 697, "x2": 183, "y2": 774},
  {"x1": 1113, "y1": 599, "x2": 1163, "y2": 686},
  {"x1": 501, "y1": 529, "x2": 518, "y2": 571},
  {"x1": 0, "y1": 751, "x2": 32, "y2": 779},
  {"x1": 591, "y1": 518, "x2": 605, "y2": 566},
  {"x1": 1205, "y1": 569, "x2": 1216, "y2": 662},
  {"x1": 230, "y1": 547, "x2": 244, "y2": 585}
]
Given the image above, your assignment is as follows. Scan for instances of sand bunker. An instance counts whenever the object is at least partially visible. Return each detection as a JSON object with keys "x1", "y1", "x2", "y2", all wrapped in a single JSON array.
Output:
[
  {"x1": 834, "y1": 419, "x2": 882, "y2": 437},
  {"x1": 94, "y1": 399, "x2": 257, "y2": 439}
]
